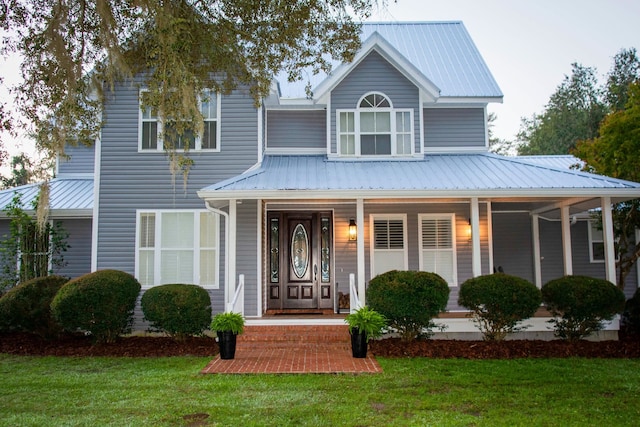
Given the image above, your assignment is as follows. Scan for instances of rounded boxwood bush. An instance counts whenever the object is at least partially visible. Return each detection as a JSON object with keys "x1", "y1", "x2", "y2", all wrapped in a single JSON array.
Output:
[
  {"x1": 542, "y1": 275, "x2": 625, "y2": 341},
  {"x1": 367, "y1": 270, "x2": 449, "y2": 341},
  {"x1": 459, "y1": 273, "x2": 541, "y2": 341},
  {"x1": 141, "y1": 284, "x2": 212, "y2": 340},
  {"x1": 51, "y1": 269, "x2": 141, "y2": 343},
  {"x1": 0, "y1": 275, "x2": 69, "y2": 339}
]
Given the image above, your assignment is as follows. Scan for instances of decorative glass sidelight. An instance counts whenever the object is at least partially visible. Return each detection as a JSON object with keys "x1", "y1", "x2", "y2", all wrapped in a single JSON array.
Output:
[
  {"x1": 291, "y1": 223, "x2": 309, "y2": 278},
  {"x1": 270, "y1": 218, "x2": 279, "y2": 283},
  {"x1": 321, "y1": 217, "x2": 330, "y2": 282}
]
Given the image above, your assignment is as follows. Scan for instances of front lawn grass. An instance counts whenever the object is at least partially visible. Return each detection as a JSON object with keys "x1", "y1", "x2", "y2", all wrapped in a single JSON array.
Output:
[{"x1": 2, "y1": 355, "x2": 639, "y2": 426}]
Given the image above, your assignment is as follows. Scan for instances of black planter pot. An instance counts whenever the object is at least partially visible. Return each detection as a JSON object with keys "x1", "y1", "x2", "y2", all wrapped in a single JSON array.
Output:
[
  {"x1": 350, "y1": 328, "x2": 368, "y2": 358},
  {"x1": 217, "y1": 330, "x2": 237, "y2": 360}
]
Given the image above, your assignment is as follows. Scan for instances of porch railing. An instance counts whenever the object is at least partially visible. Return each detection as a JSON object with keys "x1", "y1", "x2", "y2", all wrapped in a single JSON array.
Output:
[
  {"x1": 349, "y1": 273, "x2": 362, "y2": 313},
  {"x1": 227, "y1": 274, "x2": 244, "y2": 314}
]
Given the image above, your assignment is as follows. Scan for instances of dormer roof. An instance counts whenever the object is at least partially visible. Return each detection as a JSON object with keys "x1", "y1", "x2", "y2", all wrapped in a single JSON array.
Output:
[{"x1": 275, "y1": 21, "x2": 503, "y2": 102}]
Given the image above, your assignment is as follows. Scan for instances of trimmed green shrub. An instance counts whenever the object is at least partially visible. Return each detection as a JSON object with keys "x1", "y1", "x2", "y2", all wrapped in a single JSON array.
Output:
[
  {"x1": 459, "y1": 273, "x2": 541, "y2": 341},
  {"x1": 0, "y1": 275, "x2": 68, "y2": 338},
  {"x1": 623, "y1": 288, "x2": 640, "y2": 337},
  {"x1": 141, "y1": 284, "x2": 212, "y2": 340},
  {"x1": 367, "y1": 270, "x2": 449, "y2": 341},
  {"x1": 51, "y1": 269, "x2": 141, "y2": 344},
  {"x1": 542, "y1": 275, "x2": 625, "y2": 341}
]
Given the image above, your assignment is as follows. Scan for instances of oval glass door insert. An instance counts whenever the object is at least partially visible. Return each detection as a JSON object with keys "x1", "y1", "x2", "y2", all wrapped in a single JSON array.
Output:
[{"x1": 291, "y1": 223, "x2": 309, "y2": 278}]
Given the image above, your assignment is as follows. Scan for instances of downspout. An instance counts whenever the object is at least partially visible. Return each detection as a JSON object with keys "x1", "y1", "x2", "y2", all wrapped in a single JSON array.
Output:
[{"x1": 205, "y1": 201, "x2": 230, "y2": 311}]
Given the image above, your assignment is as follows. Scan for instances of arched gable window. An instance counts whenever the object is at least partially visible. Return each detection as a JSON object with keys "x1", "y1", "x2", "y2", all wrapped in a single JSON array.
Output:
[{"x1": 337, "y1": 92, "x2": 413, "y2": 157}]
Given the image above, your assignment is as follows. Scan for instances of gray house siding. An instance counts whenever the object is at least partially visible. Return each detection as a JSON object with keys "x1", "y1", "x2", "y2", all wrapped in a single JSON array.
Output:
[
  {"x1": 57, "y1": 144, "x2": 95, "y2": 176},
  {"x1": 267, "y1": 110, "x2": 326, "y2": 150},
  {"x1": 424, "y1": 108, "x2": 486, "y2": 149},
  {"x1": 492, "y1": 212, "x2": 534, "y2": 282},
  {"x1": 96, "y1": 79, "x2": 259, "y2": 298},
  {"x1": 236, "y1": 200, "x2": 258, "y2": 316},
  {"x1": 56, "y1": 218, "x2": 92, "y2": 279},
  {"x1": 330, "y1": 50, "x2": 420, "y2": 154}
]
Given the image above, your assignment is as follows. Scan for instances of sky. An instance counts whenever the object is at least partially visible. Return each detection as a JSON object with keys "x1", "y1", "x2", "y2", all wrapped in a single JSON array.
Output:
[
  {"x1": 367, "y1": 0, "x2": 640, "y2": 141},
  {"x1": 1, "y1": 0, "x2": 639, "y2": 159}
]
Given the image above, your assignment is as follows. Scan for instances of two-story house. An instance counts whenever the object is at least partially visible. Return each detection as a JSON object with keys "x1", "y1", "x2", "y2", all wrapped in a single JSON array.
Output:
[{"x1": 2, "y1": 21, "x2": 640, "y2": 336}]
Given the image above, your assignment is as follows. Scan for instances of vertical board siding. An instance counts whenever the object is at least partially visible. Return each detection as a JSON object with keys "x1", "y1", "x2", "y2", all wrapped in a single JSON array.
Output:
[
  {"x1": 236, "y1": 200, "x2": 258, "y2": 316},
  {"x1": 538, "y1": 219, "x2": 565, "y2": 285},
  {"x1": 267, "y1": 110, "x2": 326, "y2": 150},
  {"x1": 492, "y1": 212, "x2": 534, "y2": 283},
  {"x1": 58, "y1": 144, "x2": 95, "y2": 176},
  {"x1": 424, "y1": 108, "x2": 486, "y2": 148},
  {"x1": 56, "y1": 218, "x2": 92, "y2": 279},
  {"x1": 97, "y1": 78, "x2": 259, "y2": 294},
  {"x1": 330, "y1": 50, "x2": 420, "y2": 154}
]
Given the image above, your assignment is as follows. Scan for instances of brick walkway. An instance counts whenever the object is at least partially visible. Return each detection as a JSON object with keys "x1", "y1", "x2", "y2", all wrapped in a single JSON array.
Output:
[{"x1": 201, "y1": 325, "x2": 382, "y2": 374}]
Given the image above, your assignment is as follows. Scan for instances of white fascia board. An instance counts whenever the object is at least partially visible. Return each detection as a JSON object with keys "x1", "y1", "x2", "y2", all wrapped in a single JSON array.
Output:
[
  {"x1": 313, "y1": 32, "x2": 441, "y2": 102},
  {"x1": 431, "y1": 97, "x2": 503, "y2": 105},
  {"x1": 198, "y1": 188, "x2": 640, "y2": 202},
  {"x1": 265, "y1": 103, "x2": 326, "y2": 111}
]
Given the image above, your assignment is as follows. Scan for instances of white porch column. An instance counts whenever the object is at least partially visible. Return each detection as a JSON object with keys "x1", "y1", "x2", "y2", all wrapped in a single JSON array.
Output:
[
  {"x1": 602, "y1": 197, "x2": 617, "y2": 284},
  {"x1": 532, "y1": 214, "x2": 542, "y2": 287},
  {"x1": 486, "y1": 202, "x2": 494, "y2": 274},
  {"x1": 227, "y1": 199, "x2": 237, "y2": 312},
  {"x1": 470, "y1": 197, "x2": 481, "y2": 277},
  {"x1": 561, "y1": 205, "x2": 573, "y2": 276},
  {"x1": 356, "y1": 198, "x2": 366, "y2": 307}
]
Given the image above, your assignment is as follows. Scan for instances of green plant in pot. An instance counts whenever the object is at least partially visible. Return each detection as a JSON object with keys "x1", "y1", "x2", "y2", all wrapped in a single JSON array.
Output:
[
  {"x1": 210, "y1": 311, "x2": 245, "y2": 360},
  {"x1": 345, "y1": 306, "x2": 386, "y2": 358}
]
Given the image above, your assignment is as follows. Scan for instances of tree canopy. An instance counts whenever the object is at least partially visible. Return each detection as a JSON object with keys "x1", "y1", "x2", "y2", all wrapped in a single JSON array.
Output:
[
  {"x1": 1, "y1": 0, "x2": 380, "y2": 161},
  {"x1": 517, "y1": 63, "x2": 607, "y2": 155}
]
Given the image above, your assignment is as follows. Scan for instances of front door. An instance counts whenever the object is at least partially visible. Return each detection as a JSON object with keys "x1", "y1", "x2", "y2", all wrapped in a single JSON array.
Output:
[{"x1": 267, "y1": 212, "x2": 333, "y2": 310}]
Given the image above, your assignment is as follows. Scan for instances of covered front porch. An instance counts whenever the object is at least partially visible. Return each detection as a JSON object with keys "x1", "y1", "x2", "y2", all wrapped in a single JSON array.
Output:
[{"x1": 197, "y1": 154, "x2": 640, "y2": 334}]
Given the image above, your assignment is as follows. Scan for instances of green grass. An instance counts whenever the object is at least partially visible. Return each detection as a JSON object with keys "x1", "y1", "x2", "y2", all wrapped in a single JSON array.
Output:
[{"x1": 2, "y1": 355, "x2": 640, "y2": 426}]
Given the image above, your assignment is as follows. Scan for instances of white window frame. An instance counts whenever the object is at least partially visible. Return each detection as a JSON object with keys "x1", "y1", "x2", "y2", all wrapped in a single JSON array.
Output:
[
  {"x1": 369, "y1": 214, "x2": 408, "y2": 278},
  {"x1": 336, "y1": 92, "x2": 414, "y2": 157},
  {"x1": 138, "y1": 89, "x2": 221, "y2": 152},
  {"x1": 135, "y1": 209, "x2": 220, "y2": 289},
  {"x1": 418, "y1": 213, "x2": 458, "y2": 286},
  {"x1": 588, "y1": 219, "x2": 605, "y2": 263}
]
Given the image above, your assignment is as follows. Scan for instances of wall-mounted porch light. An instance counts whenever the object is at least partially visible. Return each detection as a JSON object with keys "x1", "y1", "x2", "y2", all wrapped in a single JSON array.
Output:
[
  {"x1": 466, "y1": 218, "x2": 472, "y2": 241},
  {"x1": 348, "y1": 219, "x2": 357, "y2": 241}
]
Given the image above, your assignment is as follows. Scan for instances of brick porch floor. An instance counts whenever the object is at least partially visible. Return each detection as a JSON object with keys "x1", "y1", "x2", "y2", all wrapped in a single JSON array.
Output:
[{"x1": 201, "y1": 325, "x2": 382, "y2": 374}]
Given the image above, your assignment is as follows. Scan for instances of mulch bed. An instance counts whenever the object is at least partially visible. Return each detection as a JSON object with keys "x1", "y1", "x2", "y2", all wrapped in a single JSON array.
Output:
[{"x1": 2, "y1": 332, "x2": 640, "y2": 359}]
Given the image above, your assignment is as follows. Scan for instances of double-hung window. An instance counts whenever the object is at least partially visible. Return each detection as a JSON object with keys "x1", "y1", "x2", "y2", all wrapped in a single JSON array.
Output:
[
  {"x1": 419, "y1": 214, "x2": 457, "y2": 285},
  {"x1": 370, "y1": 214, "x2": 408, "y2": 277},
  {"x1": 337, "y1": 92, "x2": 414, "y2": 157},
  {"x1": 588, "y1": 220, "x2": 605, "y2": 263},
  {"x1": 137, "y1": 210, "x2": 219, "y2": 288},
  {"x1": 139, "y1": 89, "x2": 220, "y2": 152}
]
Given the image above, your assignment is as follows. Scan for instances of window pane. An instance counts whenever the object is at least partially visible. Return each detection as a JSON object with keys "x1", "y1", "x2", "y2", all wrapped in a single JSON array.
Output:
[
  {"x1": 202, "y1": 121, "x2": 217, "y2": 149},
  {"x1": 142, "y1": 122, "x2": 157, "y2": 150},
  {"x1": 161, "y1": 213, "x2": 194, "y2": 248},
  {"x1": 396, "y1": 111, "x2": 410, "y2": 131},
  {"x1": 340, "y1": 135, "x2": 355, "y2": 155},
  {"x1": 138, "y1": 250, "x2": 154, "y2": 286},
  {"x1": 140, "y1": 213, "x2": 156, "y2": 248},
  {"x1": 161, "y1": 250, "x2": 194, "y2": 283},
  {"x1": 591, "y1": 223, "x2": 603, "y2": 241},
  {"x1": 201, "y1": 91, "x2": 217, "y2": 119},
  {"x1": 373, "y1": 250, "x2": 404, "y2": 277},
  {"x1": 376, "y1": 112, "x2": 390, "y2": 132},
  {"x1": 200, "y1": 249, "x2": 216, "y2": 286},
  {"x1": 374, "y1": 219, "x2": 404, "y2": 249},
  {"x1": 339, "y1": 112, "x2": 354, "y2": 132},
  {"x1": 362, "y1": 135, "x2": 391, "y2": 155},
  {"x1": 200, "y1": 212, "x2": 217, "y2": 248},
  {"x1": 592, "y1": 242, "x2": 605, "y2": 261},
  {"x1": 360, "y1": 112, "x2": 375, "y2": 132}
]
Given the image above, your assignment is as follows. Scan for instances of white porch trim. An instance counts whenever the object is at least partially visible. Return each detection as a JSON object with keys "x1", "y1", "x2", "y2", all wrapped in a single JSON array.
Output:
[
  {"x1": 561, "y1": 206, "x2": 573, "y2": 275},
  {"x1": 356, "y1": 198, "x2": 366, "y2": 307},
  {"x1": 602, "y1": 196, "x2": 616, "y2": 284},
  {"x1": 470, "y1": 197, "x2": 481, "y2": 277}
]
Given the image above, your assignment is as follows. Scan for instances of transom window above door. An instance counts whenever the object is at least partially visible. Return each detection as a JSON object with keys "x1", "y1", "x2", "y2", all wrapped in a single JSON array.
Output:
[{"x1": 337, "y1": 92, "x2": 414, "y2": 157}]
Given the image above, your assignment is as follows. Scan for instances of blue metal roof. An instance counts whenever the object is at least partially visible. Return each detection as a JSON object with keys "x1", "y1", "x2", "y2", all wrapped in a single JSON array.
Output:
[
  {"x1": 198, "y1": 154, "x2": 640, "y2": 199},
  {"x1": 0, "y1": 178, "x2": 93, "y2": 216},
  {"x1": 276, "y1": 21, "x2": 503, "y2": 99}
]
